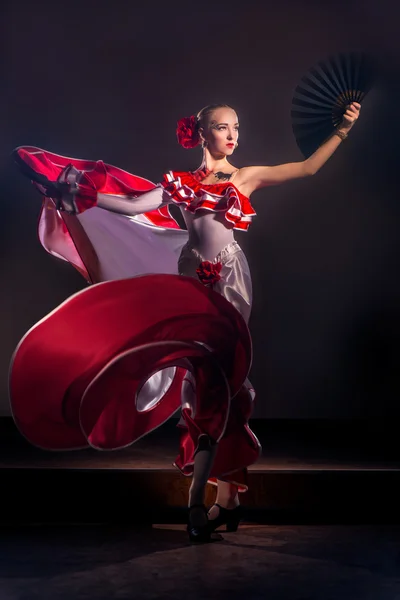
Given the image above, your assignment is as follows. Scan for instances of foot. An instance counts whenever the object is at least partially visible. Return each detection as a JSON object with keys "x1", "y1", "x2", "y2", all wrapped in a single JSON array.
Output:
[
  {"x1": 207, "y1": 503, "x2": 242, "y2": 533},
  {"x1": 187, "y1": 504, "x2": 211, "y2": 543},
  {"x1": 54, "y1": 165, "x2": 97, "y2": 214},
  {"x1": 27, "y1": 163, "x2": 97, "y2": 215}
]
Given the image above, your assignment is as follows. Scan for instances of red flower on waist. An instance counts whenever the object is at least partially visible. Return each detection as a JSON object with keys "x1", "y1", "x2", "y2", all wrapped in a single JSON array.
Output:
[{"x1": 196, "y1": 261, "x2": 222, "y2": 286}]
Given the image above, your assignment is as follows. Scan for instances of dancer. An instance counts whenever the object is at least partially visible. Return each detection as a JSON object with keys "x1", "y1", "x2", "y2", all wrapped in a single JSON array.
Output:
[{"x1": 10, "y1": 101, "x2": 360, "y2": 542}]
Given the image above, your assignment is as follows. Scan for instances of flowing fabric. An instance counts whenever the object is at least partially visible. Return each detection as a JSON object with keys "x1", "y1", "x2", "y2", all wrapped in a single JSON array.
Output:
[
  {"x1": 13, "y1": 146, "x2": 185, "y2": 283},
  {"x1": 9, "y1": 146, "x2": 261, "y2": 490}
]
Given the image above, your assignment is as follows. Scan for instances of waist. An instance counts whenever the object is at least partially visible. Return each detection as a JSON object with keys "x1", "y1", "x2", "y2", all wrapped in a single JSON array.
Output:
[{"x1": 181, "y1": 240, "x2": 242, "y2": 264}]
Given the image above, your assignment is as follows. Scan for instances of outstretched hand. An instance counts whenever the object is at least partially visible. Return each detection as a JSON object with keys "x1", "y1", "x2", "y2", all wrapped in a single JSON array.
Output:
[{"x1": 339, "y1": 101, "x2": 361, "y2": 132}]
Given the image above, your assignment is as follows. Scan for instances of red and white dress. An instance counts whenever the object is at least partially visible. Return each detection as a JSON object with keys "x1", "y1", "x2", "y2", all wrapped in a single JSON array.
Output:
[{"x1": 9, "y1": 147, "x2": 261, "y2": 490}]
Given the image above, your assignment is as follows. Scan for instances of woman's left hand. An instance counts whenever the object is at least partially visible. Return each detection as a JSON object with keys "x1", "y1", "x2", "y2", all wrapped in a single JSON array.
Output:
[{"x1": 339, "y1": 101, "x2": 361, "y2": 132}]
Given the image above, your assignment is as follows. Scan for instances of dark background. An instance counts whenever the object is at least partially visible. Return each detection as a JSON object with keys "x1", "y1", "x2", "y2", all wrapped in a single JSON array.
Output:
[{"x1": 1, "y1": 0, "x2": 399, "y2": 417}]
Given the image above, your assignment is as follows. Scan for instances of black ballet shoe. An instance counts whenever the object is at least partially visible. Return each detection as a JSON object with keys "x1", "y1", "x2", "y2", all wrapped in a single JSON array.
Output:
[
  {"x1": 13, "y1": 150, "x2": 72, "y2": 202},
  {"x1": 13, "y1": 150, "x2": 94, "y2": 214},
  {"x1": 187, "y1": 504, "x2": 211, "y2": 543},
  {"x1": 207, "y1": 503, "x2": 242, "y2": 533}
]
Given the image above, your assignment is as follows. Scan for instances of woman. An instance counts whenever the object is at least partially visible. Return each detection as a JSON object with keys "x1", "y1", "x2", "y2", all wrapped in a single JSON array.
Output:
[{"x1": 10, "y1": 101, "x2": 360, "y2": 542}]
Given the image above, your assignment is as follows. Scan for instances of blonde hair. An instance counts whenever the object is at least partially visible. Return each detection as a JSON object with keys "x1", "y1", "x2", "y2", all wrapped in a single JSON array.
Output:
[{"x1": 196, "y1": 104, "x2": 235, "y2": 131}]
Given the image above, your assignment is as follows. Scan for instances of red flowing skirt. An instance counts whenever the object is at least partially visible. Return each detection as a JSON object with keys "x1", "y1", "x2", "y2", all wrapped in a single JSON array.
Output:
[{"x1": 9, "y1": 147, "x2": 261, "y2": 490}]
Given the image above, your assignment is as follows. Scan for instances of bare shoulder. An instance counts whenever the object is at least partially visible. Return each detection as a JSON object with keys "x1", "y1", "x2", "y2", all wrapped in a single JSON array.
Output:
[{"x1": 232, "y1": 167, "x2": 262, "y2": 197}]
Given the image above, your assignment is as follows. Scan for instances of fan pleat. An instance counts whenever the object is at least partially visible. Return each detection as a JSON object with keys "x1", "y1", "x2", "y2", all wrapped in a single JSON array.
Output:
[
  {"x1": 291, "y1": 52, "x2": 375, "y2": 157},
  {"x1": 309, "y1": 67, "x2": 344, "y2": 102},
  {"x1": 294, "y1": 85, "x2": 338, "y2": 109}
]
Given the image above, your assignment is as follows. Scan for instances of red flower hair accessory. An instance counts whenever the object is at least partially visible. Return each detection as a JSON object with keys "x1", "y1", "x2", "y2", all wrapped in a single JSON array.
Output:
[
  {"x1": 176, "y1": 115, "x2": 200, "y2": 149},
  {"x1": 196, "y1": 261, "x2": 223, "y2": 286}
]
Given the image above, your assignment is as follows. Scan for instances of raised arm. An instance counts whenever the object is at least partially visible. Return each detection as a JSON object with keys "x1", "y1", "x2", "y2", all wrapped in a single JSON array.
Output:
[{"x1": 237, "y1": 102, "x2": 361, "y2": 194}]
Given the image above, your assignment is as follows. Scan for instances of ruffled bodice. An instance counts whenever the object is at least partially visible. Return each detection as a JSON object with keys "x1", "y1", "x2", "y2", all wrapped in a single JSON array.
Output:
[{"x1": 161, "y1": 170, "x2": 257, "y2": 231}]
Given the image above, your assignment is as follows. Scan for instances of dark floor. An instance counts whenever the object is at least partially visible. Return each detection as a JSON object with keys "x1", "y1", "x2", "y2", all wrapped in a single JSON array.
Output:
[
  {"x1": 1, "y1": 522, "x2": 400, "y2": 599},
  {"x1": 2, "y1": 419, "x2": 400, "y2": 597}
]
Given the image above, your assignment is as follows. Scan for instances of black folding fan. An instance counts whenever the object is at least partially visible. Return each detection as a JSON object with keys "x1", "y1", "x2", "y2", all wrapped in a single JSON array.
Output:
[{"x1": 291, "y1": 52, "x2": 375, "y2": 158}]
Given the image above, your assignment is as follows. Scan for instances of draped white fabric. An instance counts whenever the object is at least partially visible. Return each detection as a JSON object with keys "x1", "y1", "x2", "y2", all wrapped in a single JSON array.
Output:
[{"x1": 77, "y1": 206, "x2": 188, "y2": 281}]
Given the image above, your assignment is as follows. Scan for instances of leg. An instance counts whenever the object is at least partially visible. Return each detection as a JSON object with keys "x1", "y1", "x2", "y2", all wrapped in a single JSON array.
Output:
[
  {"x1": 58, "y1": 168, "x2": 169, "y2": 216},
  {"x1": 187, "y1": 435, "x2": 217, "y2": 540},
  {"x1": 188, "y1": 435, "x2": 217, "y2": 508},
  {"x1": 208, "y1": 480, "x2": 239, "y2": 519},
  {"x1": 97, "y1": 186, "x2": 169, "y2": 216},
  {"x1": 207, "y1": 480, "x2": 242, "y2": 533}
]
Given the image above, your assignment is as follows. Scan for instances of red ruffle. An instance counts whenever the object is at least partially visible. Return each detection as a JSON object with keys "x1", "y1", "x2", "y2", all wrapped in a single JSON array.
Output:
[
  {"x1": 161, "y1": 170, "x2": 257, "y2": 231},
  {"x1": 177, "y1": 384, "x2": 260, "y2": 491},
  {"x1": 9, "y1": 274, "x2": 260, "y2": 485}
]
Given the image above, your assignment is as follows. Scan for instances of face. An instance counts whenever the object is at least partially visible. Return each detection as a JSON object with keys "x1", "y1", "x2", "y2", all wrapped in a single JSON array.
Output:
[{"x1": 200, "y1": 107, "x2": 239, "y2": 156}]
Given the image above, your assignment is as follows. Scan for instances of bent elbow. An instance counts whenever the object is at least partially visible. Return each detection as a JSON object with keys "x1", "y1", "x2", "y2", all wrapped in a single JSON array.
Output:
[{"x1": 303, "y1": 161, "x2": 317, "y2": 177}]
